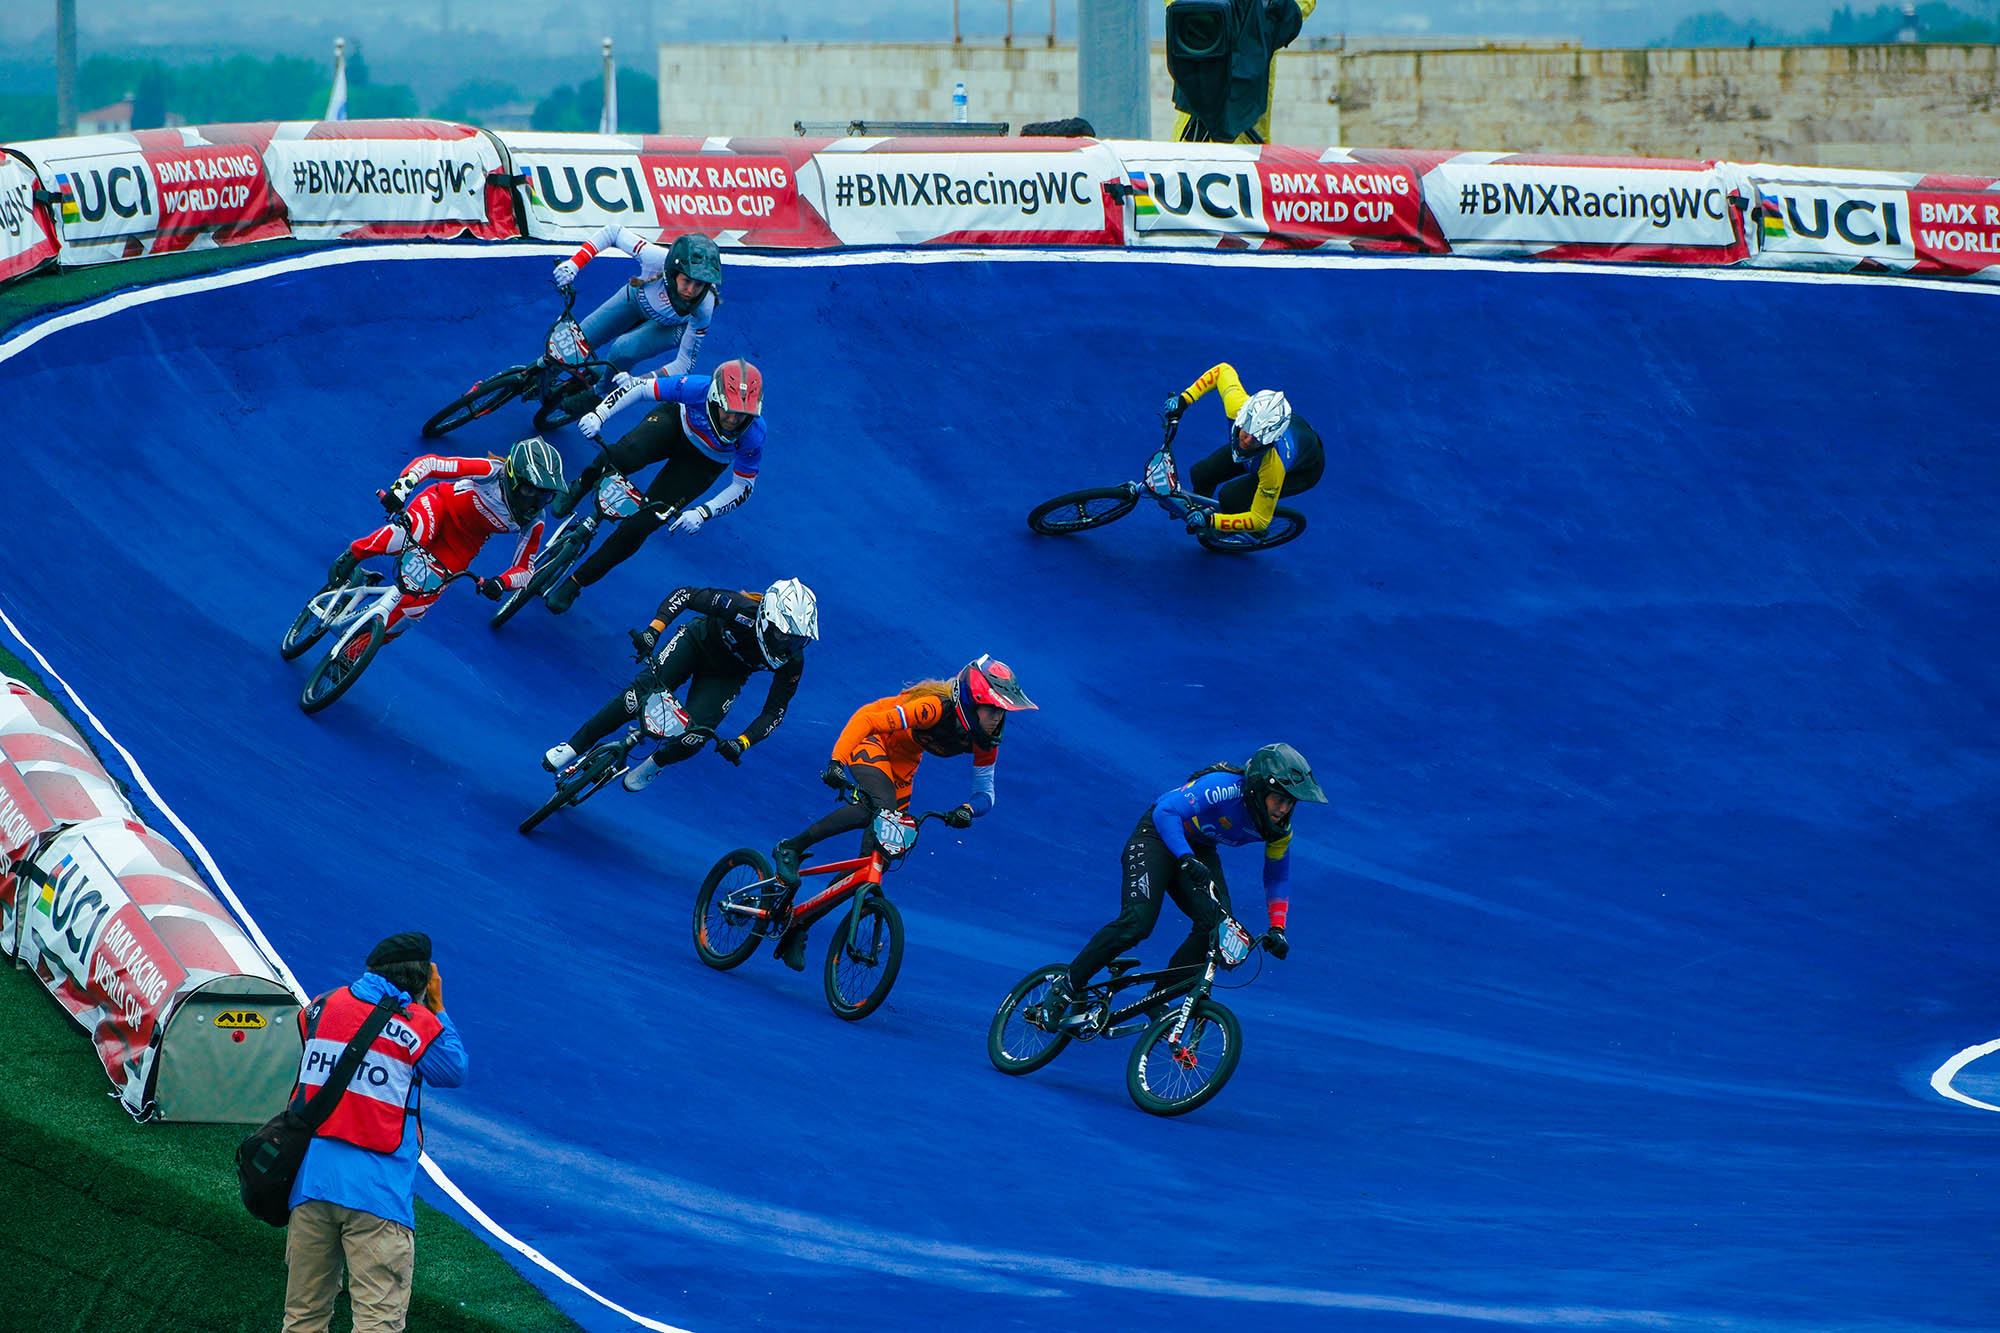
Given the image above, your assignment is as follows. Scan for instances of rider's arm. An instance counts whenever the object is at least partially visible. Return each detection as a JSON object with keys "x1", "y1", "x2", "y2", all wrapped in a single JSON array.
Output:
[
  {"x1": 1261, "y1": 830, "x2": 1293, "y2": 929},
  {"x1": 642, "y1": 585, "x2": 722, "y2": 634},
  {"x1": 1208, "y1": 448, "x2": 1288, "y2": 535},
  {"x1": 1176, "y1": 362, "x2": 1249, "y2": 419},
  {"x1": 568, "y1": 223, "x2": 657, "y2": 272},
  {"x1": 737, "y1": 654, "x2": 804, "y2": 751},
  {"x1": 496, "y1": 518, "x2": 546, "y2": 590},
  {"x1": 396, "y1": 454, "x2": 497, "y2": 490},
  {"x1": 686, "y1": 472, "x2": 754, "y2": 523},
  {"x1": 653, "y1": 293, "x2": 714, "y2": 378},
  {"x1": 966, "y1": 743, "x2": 999, "y2": 816},
  {"x1": 1148, "y1": 784, "x2": 1202, "y2": 859}
]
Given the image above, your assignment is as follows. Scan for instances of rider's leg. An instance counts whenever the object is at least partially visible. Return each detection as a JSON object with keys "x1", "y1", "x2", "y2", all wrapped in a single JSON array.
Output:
[
  {"x1": 1058, "y1": 814, "x2": 1177, "y2": 1004},
  {"x1": 588, "y1": 318, "x2": 679, "y2": 391},
  {"x1": 575, "y1": 285, "x2": 646, "y2": 365},
  {"x1": 1163, "y1": 851, "x2": 1231, "y2": 976},
  {"x1": 623, "y1": 665, "x2": 744, "y2": 790},
  {"x1": 1187, "y1": 443, "x2": 1241, "y2": 499},
  {"x1": 561, "y1": 426, "x2": 725, "y2": 595}
]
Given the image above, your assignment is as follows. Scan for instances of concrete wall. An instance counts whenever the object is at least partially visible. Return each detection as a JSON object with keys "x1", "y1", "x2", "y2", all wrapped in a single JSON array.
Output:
[{"x1": 660, "y1": 40, "x2": 1999, "y2": 176}]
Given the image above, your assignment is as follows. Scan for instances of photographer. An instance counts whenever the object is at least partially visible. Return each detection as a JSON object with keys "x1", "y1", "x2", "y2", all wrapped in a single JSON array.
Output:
[{"x1": 1166, "y1": 0, "x2": 1316, "y2": 144}]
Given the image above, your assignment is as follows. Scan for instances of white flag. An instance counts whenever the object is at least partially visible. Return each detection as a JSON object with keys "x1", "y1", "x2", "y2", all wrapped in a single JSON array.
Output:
[{"x1": 327, "y1": 49, "x2": 348, "y2": 122}]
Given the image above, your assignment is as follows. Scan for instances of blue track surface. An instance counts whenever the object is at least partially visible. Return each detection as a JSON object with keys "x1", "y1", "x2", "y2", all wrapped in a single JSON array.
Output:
[{"x1": 4, "y1": 249, "x2": 1998, "y2": 1331}]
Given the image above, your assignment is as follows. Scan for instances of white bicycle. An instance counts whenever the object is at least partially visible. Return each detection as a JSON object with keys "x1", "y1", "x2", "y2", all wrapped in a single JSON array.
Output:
[{"x1": 279, "y1": 537, "x2": 480, "y2": 714}]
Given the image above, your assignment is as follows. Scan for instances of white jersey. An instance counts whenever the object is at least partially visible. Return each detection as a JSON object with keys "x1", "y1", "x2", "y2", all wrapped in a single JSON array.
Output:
[{"x1": 582, "y1": 224, "x2": 716, "y2": 377}]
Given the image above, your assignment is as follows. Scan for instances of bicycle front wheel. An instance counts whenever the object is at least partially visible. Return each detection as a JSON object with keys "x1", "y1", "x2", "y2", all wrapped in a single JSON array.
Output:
[
  {"x1": 422, "y1": 367, "x2": 533, "y2": 438},
  {"x1": 490, "y1": 531, "x2": 585, "y2": 630},
  {"x1": 987, "y1": 964, "x2": 1075, "y2": 1076},
  {"x1": 300, "y1": 616, "x2": 387, "y2": 715},
  {"x1": 693, "y1": 848, "x2": 778, "y2": 970},
  {"x1": 279, "y1": 592, "x2": 334, "y2": 661},
  {"x1": 1027, "y1": 487, "x2": 1139, "y2": 536},
  {"x1": 1197, "y1": 506, "x2": 1307, "y2": 554},
  {"x1": 518, "y1": 748, "x2": 619, "y2": 835},
  {"x1": 822, "y1": 895, "x2": 905, "y2": 1021},
  {"x1": 1126, "y1": 998, "x2": 1243, "y2": 1117}
]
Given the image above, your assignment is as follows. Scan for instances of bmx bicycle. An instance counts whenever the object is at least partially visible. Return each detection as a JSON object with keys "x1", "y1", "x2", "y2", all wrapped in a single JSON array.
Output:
[
  {"x1": 421, "y1": 288, "x2": 617, "y2": 439},
  {"x1": 278, "y1": 525, "x2": 482, "y2": 715},
  {"x1": 520, "y1": 695, "x2": 711, "y2": 833},
  {"x1": 987, "y1": 915, "x2": 1270, "y2": 1117},
  {"x1": 691, "y1": 775, "x2": 956, "y2": 1021},
  {"x1": 487, "y1": 452, "x2": 675, "y2": 629},
  {"x1": 1026, "y1": 419, "x2": 1307, "y2": 554}
]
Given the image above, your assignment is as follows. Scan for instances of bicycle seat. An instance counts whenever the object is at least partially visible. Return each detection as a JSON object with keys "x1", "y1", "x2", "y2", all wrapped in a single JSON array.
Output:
[{"x1": 1107, "y1": 957, "x2": 1141, "y2": 976}]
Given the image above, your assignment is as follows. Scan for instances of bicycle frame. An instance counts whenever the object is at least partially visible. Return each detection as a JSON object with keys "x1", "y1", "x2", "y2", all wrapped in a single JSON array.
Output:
[
  {"x1": 1064, "y1": 915, "x2": 1259, "y2": 1042},
  {"x1": 535, "y1": 290, "x2": 617, "y2": 402},
  {"x1": 1134, "y1": 423, "x2": 1218, "y2": 526}
]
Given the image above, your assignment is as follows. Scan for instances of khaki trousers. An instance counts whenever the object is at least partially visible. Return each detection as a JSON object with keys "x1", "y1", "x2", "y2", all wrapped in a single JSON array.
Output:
[{"x1": 281, "y1": 1198, "x2": 416, "y2": 1333}]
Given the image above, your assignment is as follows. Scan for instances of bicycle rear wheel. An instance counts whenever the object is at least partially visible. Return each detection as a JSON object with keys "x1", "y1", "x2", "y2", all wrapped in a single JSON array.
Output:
[
  {"x1": 300, "y1": 616, "x2": 386, "y2": 714},
  {"x1": 823, "y1": 895, "x2": 904, "y2": 1021},
  {"x1": 422, "y1": 367, "x2": 533, "y2": 438},
  {"x1": 1197, "y1": 506, "x2": 1307, "y2": 553},
  {"x1": 1027, "y1": 487, "x2": 1139, "y2": 536},
  {"x1": 279, "y1": 590, "x2": 335, "y2": 661},
  {"x1": 490, "y1": 530, "x2": 585, "y2": 629},
  {"x1": 532, "y1": 379, "x2": 600, "y2": 433},
  {"x1": 1126, "y1": 998, "x2": 1242, "y2": 1117},
  {"x1": 987, "y1": 964, "x2": 1075, "y2": 1075},
  {"x1": 518, "y1": 748, "x2": 619, "y2": 834},
  {"x1": 693, "y1": 848, "x2": 779, "y2": 970}
]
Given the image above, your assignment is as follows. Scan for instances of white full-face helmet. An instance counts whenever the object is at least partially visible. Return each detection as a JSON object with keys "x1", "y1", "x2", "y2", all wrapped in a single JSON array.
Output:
[
  {"x1": 1231, "y1": 389, "x2": 1293, "y2": 461},
  {"x1": 755, "y1": 578, "x2": 818, "y2": 667}
]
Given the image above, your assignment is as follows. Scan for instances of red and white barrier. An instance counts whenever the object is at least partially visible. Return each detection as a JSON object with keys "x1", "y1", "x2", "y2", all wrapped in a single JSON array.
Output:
[
  {"x1": 1745, "y1": 163, "x2": 2000, "y2": 281},
  {"x1": 0, "y1": 150, "x2": 58, "y2": 282}
]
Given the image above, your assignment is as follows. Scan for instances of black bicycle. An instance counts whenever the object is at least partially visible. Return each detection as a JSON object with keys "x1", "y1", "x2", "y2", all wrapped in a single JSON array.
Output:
[
  {"x1": 487, "y1": 450, "x2": 675, "y2": 630},
  {"x1": 692, "y1": 776, "x2": 955, "y2": 1021},
  {"x1": 520, "y1": 699, "x2": 714, "y2": 833},
  {"x1": 421, "y1": 289, "x2": 616, "y2": 438},
  {"x1": 988, "y1": 916, "x2": 1268, "y2": 1117},
  {"x1": 1027, "y1": 419, "x2": 1307, "y2": 553}
]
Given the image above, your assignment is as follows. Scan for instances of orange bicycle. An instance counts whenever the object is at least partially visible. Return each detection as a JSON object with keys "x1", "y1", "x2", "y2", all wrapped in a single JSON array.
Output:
[{"x1": 691, "y1": 775, "x2": 955, "y2": 1021}]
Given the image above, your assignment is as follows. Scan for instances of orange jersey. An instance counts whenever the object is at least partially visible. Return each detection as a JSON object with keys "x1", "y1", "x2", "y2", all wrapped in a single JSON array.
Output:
[{"x1": 833, "y1": 692, "x2": 996, "y2": 805}]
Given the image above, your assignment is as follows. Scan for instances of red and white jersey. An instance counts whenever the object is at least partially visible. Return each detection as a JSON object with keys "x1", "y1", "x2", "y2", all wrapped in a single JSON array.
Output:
[{"x1": 392, "y1": 454, "x2": 544, "y2": 585}]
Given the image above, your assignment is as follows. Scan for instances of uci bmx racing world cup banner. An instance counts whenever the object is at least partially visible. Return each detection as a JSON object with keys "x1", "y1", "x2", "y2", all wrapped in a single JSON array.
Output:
[
  {"x1": 266, "y1": 119, "x2": 512, "y2": 241},
  {"x1": 0, "y1": 151, "x2": 58, "y2": 282},
  {"x1": 500, "y1": 132, "x2": 837, "y2": 248},
  {"x1": 1422, "y1": 155, "x2": 1747, "y2": 263},
  {"x1": 19, "y1": 127, "x2": 286, "y2": 265},
  {"x1": 1115, "y1": 143, "x2": 1428, "y2": 251},
  {"x1": 810, "y1": 139, "x2": 1125, "y2": 246}
]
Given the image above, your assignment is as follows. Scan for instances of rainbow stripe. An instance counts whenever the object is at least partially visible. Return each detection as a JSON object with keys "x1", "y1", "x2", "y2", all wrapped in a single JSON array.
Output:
[
  {"x1": 1758, "y1": 191, "x2": 1785, "y2": 240},
  {"x1": 55, "y1": 174, "x2": 78, "y2": 223},
  {"x1": 1129, "y1": 172, "x2": 1156, "y2": 217}
]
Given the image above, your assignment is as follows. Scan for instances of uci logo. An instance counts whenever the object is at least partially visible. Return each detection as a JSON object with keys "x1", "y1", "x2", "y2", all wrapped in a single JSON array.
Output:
[
  {"x1": 530, "y1": 163, "x2": 647, "y2": 215},
  {"x1": 1142, "y1": 170, "x2": 1257, "y2": 222},
  {"x1": 60, "y1": 167, "x2": 153, "y2": 223}
]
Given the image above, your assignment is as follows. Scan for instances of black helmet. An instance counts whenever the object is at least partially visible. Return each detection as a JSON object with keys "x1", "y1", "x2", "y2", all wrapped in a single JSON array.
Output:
[
  {"x1": 1243, "y1": 742, "x2": 1326, "y2": 838},
  {"x1": 664, "y1": 233, "x2": 722, "y2": 314},
  {"x1": 502, "y1": 437, "x2": 567, "y2": 524}
]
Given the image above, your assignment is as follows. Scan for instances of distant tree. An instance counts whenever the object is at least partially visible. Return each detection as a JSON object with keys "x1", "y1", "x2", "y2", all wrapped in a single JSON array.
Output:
[
  {"x1": 173, "y1": 54, "x2": 324, "y2": 123},
  {"x1": 338, "y1": 43, "x2": 420, "y2": 120},
  {"x1": 532, "y1": 68, "x2": 658, "y2": 133},
  {"x1": 131, "y1": 64, "x2": 169, "y2": 130},
  {"x1": 0, "y1": 93, "x2": 56, "y2": 144},
  {"x1": 433, "y1": 79, "x2": 522, "y2": 126}
]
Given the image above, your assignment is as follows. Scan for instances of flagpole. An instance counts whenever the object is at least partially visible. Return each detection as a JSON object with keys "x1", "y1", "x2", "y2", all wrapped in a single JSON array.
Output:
[
  {"x1": 599, "y1": 37, "x2": 617, "y2": 136},
  {"x1": 326, "y1": 37, "x2": 349, "y2": 122}
]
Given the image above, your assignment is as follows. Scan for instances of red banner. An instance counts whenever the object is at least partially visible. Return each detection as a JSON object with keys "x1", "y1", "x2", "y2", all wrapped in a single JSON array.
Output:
[{"x1": 143, "y1": 142, "x2": 286, "y2": 252}]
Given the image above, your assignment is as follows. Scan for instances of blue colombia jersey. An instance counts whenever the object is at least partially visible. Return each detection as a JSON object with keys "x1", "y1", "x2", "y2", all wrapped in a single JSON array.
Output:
[{"x1": 1151, "y1": 770, "x2": 1293, "y2": 907}]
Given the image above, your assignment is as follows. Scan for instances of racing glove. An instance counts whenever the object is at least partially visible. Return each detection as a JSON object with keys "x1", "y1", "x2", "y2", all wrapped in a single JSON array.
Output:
[
  {"x1": 1262, "y1": 926, "x2": 1289, "y2": 960},
  {"x1": 629, "y1": 626, "x2": 660, "y2": 658},
  {"x1": 1177, "y1": 855, "x2": 1213, "y2": 895},
  {"x1": 943, "y1": 804, "x2": 975, "y2": 830},
  {"x1": 715, "y1": 736, "x2": 747, "y2": 765},
  {"x1": 1184, "y1": 510, "x2": 1211, "y2": 535},
  {"x1": 821, "y1": 761, "x2": 851, "y2": 791},
  {"x1": 578, "y1": 410, "x2": 604, "y2": 440},
  {"x1": 551, "y1": 258, "x2": 580, "y2": 290},
  {"x1": 1161, "y1": 393, "x2": 1187, "y2": 428},
  {"x1": 669, "y1": 505, "x2": 711, "y2": 536},
  {"x1": 383, "y1": 475, "x2": 416, "y2": 511},
  {"x1": 475, "y1": 576, "x2": 508, "y2": 601}
]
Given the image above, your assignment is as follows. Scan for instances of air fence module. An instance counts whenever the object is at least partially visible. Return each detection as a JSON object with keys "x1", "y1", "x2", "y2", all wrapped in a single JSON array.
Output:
[
  {"x1": 0, "y1": 675, "x2": 300, "y2": 1123},
  {"x1": 0, "y1": 121, "x2": 1994, "y2": 289}
]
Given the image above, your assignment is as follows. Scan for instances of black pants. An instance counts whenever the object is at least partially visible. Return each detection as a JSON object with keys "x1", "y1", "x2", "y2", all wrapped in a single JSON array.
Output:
[
  {"x1": 1066, "y1": 812, "x2": 1230, "y2": 989},
  {"x1": 565, "y1": 623, "x2": 743, "y2": 765},
  {"x1": 1189, "y1": 440, "x2": 1325, "y2": 513},
  {"x1": 570, "y1": 410, "x2": 725, "y2": 588},
  {"x1": 777, "y1": 765, "x2": 900, "y2": 936}
]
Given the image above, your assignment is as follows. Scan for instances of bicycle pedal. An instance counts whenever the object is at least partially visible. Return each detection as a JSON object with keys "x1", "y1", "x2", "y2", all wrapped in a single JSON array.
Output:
[{"x1": 1105, "y1": 1020, "x2": 1151, "y2": 1039}]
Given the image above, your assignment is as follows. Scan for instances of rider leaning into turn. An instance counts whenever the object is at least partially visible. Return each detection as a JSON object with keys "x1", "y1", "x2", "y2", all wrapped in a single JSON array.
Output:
[
  {"x1": 541, "y1": 358, "x2": 766, "y2": 615},
  {"x1": 541, "y1": 579, "x2": 818, "y2": 793},
  {"x1": 551, "y1": 228, "x2": 722, "y2": 387},
  {"x1": 1162, "y1": 362, "x2": 1325, "y2": 537},
  {"x1": 765, "y1": 656, "x2": 1037, "y2": 972},
  {"x1": 323, "y1": 438, "x2": 567, "y2": 639},
  {"x1": 1038, "y1": 743, "x2": 1325, "y2": 1028}
]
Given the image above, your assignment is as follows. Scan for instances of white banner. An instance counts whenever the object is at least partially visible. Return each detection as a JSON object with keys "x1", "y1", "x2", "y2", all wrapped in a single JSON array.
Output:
[
  {"x1": 810, "y1": 144, "x2": 1122, "y2": 245},
  {"x1": 501, "y1": 132, "x2": 659, "y2": 240},
  {"x1": 1423, "y1": 160, "x2": 1741, "y2": 249},
  {"x1": 33, "y1": 135, "x2": 158, "y2": 263},
  {"x1": 265, "y1": 123, "x2": 503, "y2": 238},
  {"x1": 0, "y1": 153, "x2": 58, "y2": 282},
  {"x1": 1750, "y1": 181, "x2": 1915, "y2": 266},
  {"x1": 1115, "y1": 143, "x2": 1268, "y2": 237}
]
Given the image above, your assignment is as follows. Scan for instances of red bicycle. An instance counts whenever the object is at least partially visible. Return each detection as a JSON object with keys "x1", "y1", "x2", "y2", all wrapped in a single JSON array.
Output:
[{"x1": 691, "y1": 776, "x2": 955, "y2": 1021}]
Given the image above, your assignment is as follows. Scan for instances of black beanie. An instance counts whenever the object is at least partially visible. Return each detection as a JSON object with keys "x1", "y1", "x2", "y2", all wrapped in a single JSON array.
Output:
[{"x1": 366, "y1": 932, "x2": 433, "y2": 970}]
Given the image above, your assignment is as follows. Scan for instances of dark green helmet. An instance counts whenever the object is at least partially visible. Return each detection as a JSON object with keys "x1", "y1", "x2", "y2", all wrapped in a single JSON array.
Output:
[
  {"x1": 502, "y1": 437, "x2": 567, "y2": 524},
  {"x1": 665, "y1": 232, "x2": 722, "y2": 312},
  {"x1": 1244, "y1": 742, "x2": 1325, "y2": 838}
]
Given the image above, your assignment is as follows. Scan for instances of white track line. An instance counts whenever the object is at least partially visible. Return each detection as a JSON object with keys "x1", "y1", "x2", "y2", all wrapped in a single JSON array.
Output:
[{"x1": 1931, "y1": 1041, "x2": 2000, "y2": 1112}]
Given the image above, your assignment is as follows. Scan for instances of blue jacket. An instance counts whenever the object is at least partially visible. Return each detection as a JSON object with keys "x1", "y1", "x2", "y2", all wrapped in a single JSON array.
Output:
[{"x1": 288, "y1": 970, "x2": 468, "y2": 1228}]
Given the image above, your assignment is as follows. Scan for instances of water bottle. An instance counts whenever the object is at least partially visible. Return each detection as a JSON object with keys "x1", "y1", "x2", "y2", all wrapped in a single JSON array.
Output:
[{"x1": 953, "y1": 81, "x2": 968, "y2": 124}]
